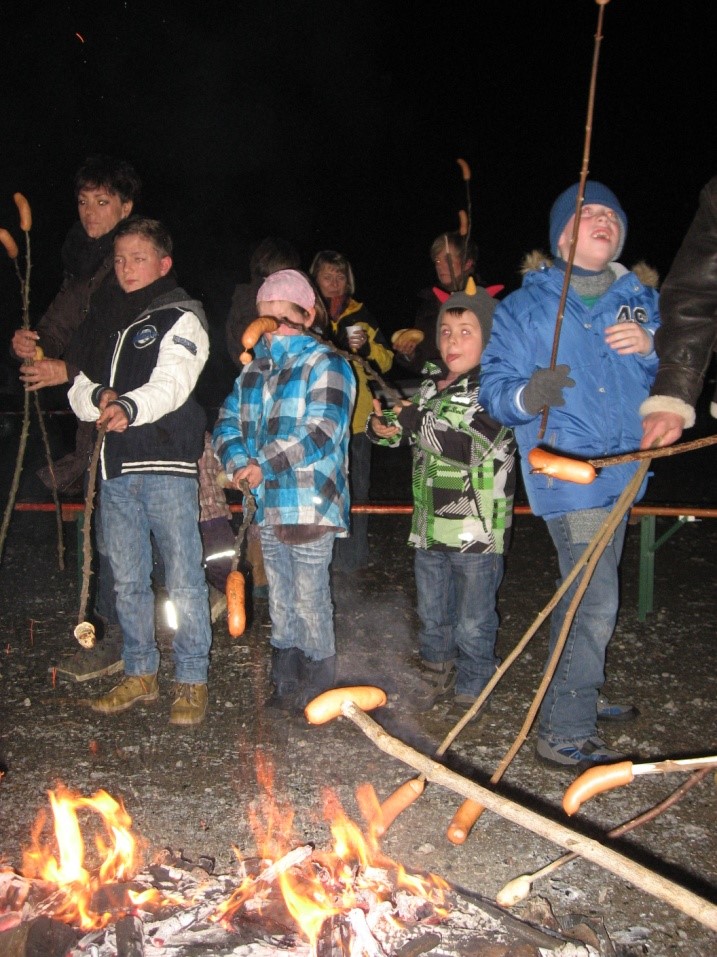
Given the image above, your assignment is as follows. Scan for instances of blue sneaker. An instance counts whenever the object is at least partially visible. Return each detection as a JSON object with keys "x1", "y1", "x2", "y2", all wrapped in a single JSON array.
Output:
[
  {"x1": 597, "y1": 694, "x2": 638, "y2": 722},
  {"x1": 536, "y1": 735, "x2": 626, "y2": 770}
]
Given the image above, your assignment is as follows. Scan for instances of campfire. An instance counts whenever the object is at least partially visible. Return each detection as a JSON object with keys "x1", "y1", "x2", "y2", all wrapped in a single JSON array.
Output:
[{"x1": 1, "y1": 759, "x2": 575, "y2": 957}]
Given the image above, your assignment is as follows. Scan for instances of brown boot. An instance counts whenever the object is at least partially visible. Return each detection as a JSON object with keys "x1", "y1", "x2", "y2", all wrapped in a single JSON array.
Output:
[
  {"x1": 169, "y1": 683, "x2": 208, "y2": 726},
  {"x1": 90, "y1": 674, "x2": 159, "y2": 714}
]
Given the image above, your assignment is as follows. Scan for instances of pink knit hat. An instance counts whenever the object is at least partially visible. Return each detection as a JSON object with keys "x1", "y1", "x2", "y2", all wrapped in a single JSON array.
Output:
[{"x1": 256, "y1": 269, "x2": 316, "y2": 311}]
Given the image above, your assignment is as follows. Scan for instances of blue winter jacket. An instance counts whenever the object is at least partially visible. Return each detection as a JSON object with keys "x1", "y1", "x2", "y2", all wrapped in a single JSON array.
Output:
[
  {"x1": 213, "y1": 332, "x2": 355, "y2": 530},
  {"x1": 479, "y1": 260, "x2": 660, "y2": 519}
]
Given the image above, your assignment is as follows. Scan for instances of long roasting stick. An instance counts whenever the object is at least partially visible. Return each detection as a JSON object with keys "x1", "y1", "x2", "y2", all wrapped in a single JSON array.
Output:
[
  {"x1": 537, "y1": 0, "x2": 610, "y2": 440},
  {"x1": 588, "y1": 432, "x2": 717, "y2": 468},
  {"x1": 340, "y1": 701, "x2": 717, "y2": 933}
]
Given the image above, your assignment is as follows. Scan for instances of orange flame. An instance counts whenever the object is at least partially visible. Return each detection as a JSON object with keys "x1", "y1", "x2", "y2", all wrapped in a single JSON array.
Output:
[
  {"x1": 215, "y1": 767, "x2": 449, "y2": 950},
  {"x1": 19, "y1": 766, "x2": 449, "y2": 946},
  {"x1": 20, "y1": 783, "x2": 143, "y2": 929}
]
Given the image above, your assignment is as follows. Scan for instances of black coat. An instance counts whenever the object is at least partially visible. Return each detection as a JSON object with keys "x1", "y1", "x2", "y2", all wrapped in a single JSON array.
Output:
[{"x1": 652, "y1": 175, "x2": 717, "y2": 409}]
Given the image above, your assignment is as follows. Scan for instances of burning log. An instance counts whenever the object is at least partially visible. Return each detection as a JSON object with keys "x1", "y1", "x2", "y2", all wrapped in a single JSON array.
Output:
[{"x1": 0, "y1": 915, "x2": 76, "y2": 957}]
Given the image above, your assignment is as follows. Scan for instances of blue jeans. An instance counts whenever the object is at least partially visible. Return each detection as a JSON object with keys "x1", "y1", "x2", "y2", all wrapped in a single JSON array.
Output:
[
  {"x1": 100, "y1": 474, "x2": 211, "y2": 683},
  {"x1": 333, "y1": 432, "x2": 370, "y2": 572},
  {"x1": 539, "y1": 511, "x2": 628, "y2": 743},
  {"x1": 414, "y1": 548, "x2": 503, "y2": 696},
  {"x1": 260, "y1": 526, "x2": 336, "y2": 661}
]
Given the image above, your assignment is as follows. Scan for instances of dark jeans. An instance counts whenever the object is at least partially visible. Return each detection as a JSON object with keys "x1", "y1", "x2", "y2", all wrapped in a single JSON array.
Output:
[
  {"x1": 414, "y1": 547, "x2": 504, "y2": 697},
  {"x1": 333, "y1": 432, "x2": 371, "y2": 572}
]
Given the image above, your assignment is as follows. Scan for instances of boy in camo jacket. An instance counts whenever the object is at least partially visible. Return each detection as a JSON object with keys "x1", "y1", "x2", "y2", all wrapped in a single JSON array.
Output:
[{"x1": 367, "y1": 280, "x2": 515, "y2": 711}]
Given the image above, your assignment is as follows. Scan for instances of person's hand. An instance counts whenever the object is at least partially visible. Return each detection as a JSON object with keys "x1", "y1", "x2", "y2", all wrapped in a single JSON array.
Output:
[
  {"x1": 19, "y1": 358, "x2": 69, "y2": 391},
  {"x1": 390, "y1": 398, "x2": 412, "y2": 415},
  {"x1": 12, "y1": 329, "x2": 39, "y2": 361},
  {"x1": 97, "y1": 388, "x2": 118, "y2": 411},
  {"x1": 370, "y1": 398, "x2": 400, "y2": 438},
  {"x1": 233, "y1": 461, "x2": 263, "y2": 489},
  {"x1": 347, "y1": 325, "x2": 368, "y2": 351},
  {"x1": 396, "y1": 339, "x2": 417, "y2": 360},
  {"x1": 605, "y1": 322, "x2": 653, "y2": 356},
  {"x1": 522, "y1": 365, "x2": 575, "y2": 415},
  {"x1": 640, "y1": 411, "x2": 685, "y2": 449},
  {"x1": 98, "y1": 402, "x2": 129, "y2": 432}
]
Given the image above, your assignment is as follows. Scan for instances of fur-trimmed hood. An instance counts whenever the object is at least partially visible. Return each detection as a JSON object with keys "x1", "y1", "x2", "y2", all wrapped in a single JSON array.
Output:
[{"x1": 518, "y1": 251, "x2": 660, "y2": 288}]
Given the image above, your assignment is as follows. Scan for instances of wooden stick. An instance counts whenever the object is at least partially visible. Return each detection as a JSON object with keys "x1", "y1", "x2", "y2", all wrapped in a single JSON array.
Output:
[
  {"x1": 497, "y1": 766, "x2": 712, "y2": 905},
  {"x1": 589, "y1": 432, "x2": 717, "y2": 468},
  {"x1": 537, "y1": 0, "x2": 608, "y2": 441},
  {"x1": 340, "y1": 701, "x2": 717, "y2": 933},
  {"x1": 31, "y1": 393, "x2": 65, "y2": 572},
  {"x1": 77, "y1": 425, "x2": 106, "y2": 629}
]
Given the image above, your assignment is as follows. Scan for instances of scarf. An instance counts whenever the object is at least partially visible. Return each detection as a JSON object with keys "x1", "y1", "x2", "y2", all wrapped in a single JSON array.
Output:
[
  {"x1": 60, "y1": 220, "x2": 121, "y2": 281},
  {"x1": 66, "y1": 272, "x2": 179, "y2": 384}
]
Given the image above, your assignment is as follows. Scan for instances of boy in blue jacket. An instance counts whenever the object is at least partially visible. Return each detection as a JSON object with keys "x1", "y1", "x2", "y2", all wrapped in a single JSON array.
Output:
[{"x1": 480, "y1": 181, "x2": 660, "y2": 769}]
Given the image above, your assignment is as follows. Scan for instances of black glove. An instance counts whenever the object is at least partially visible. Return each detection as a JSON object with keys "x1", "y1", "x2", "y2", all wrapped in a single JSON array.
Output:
[{"x1": 522, "y1": 365, "x2": 575, "y2": 415}]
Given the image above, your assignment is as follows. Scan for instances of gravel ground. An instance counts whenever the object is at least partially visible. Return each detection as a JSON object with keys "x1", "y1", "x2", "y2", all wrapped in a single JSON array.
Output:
[{"x1": 0, "y1": 421, "x2": 716, "y2": 955}]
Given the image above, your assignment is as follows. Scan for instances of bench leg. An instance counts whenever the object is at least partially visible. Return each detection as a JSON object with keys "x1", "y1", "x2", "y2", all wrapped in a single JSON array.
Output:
[{"x1": 638, "y1": 515, "x2": 655, "y2": 622}]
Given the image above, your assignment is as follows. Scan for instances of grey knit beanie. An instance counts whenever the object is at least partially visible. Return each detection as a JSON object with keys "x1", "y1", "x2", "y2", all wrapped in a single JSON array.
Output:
[{"x1": 436, "y1": 280, "x2": 497, "y2": 347}]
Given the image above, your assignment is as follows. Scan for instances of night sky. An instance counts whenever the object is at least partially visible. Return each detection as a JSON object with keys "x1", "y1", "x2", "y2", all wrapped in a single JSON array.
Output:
[{"x1": 1, "y1": 0, "x2": 714, "y2": 403}]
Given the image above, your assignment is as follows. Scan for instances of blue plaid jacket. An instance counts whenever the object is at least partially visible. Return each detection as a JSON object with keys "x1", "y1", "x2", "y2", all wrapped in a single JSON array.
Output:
[{"x1": 213, "y1": 333, "x2": 355, "y2": 530}]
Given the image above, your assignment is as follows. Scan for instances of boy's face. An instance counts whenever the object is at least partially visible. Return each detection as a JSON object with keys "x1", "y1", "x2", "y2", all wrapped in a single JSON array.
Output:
[
  {"x1": 438, "y1": 309, "x2": 483, "y2": 379},
  {"x1": 77, "y1": 186, "x2": 132, "y2": 239},
  {"x1": 257, "y1": 299, "x2": 315, "y2": 338},
  {"x1": 557, "y1": 204, "x2": 621, "y2": 270},
  {"x1": 434, "y1": 248, "x2": 474, "y2": 290},
  {"x1": 114, "y1": 234, "x2": 172, "y2": 293}
]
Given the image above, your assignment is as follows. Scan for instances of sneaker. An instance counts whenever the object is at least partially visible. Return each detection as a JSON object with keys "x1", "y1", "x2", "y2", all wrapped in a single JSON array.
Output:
[
  {"x1": 597, "y1": 694, "x2": 639, "y2": 722},
  {"x1": 536, "y1": 735, "x2": 626, "y2": 770},
  {"x1": 52, "y1": 639, "x2": 124, "y2": 683},
  {"x1": 90, "y1": 674, "x2": 159, "y2": 714},
  {"x1": 169, "y1": 683, "x2": 208, "y2": 726},
  {"x1": 407, "y1": 660, "x2": 457, "y2": 712}
]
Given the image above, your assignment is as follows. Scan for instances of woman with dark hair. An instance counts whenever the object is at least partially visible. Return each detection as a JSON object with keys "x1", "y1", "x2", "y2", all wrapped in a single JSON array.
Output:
[{"x1": 310, "y1": 250, "x2": 393, "y2": 572}]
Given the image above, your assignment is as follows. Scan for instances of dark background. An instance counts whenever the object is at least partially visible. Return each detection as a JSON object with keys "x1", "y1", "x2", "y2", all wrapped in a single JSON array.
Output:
[{"x1": 0, "y1": 0, "x2": 714, "y2": 409}]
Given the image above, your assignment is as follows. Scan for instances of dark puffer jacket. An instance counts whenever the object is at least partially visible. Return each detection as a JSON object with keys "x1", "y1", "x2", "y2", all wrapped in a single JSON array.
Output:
[{"x1": 641, "y1": 175, "x2": 717, "y2": 426}]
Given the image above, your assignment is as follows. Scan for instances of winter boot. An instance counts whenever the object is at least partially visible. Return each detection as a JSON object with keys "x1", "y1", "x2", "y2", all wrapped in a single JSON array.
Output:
[
  {"x1": 298, "y1": 654, "x2": 337, "y2": 709},
  {"x1": 266, "y1": 647, "x2": 303, "y2": 713},
  {"x1": 406, "y1": 659, "x2": 457, "y2": 712}
]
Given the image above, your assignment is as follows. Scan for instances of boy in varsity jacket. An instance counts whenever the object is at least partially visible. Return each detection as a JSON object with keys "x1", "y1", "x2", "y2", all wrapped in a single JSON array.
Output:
[{"x1": 69, "y1": 218, "x2": 212, "y2": 726}]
